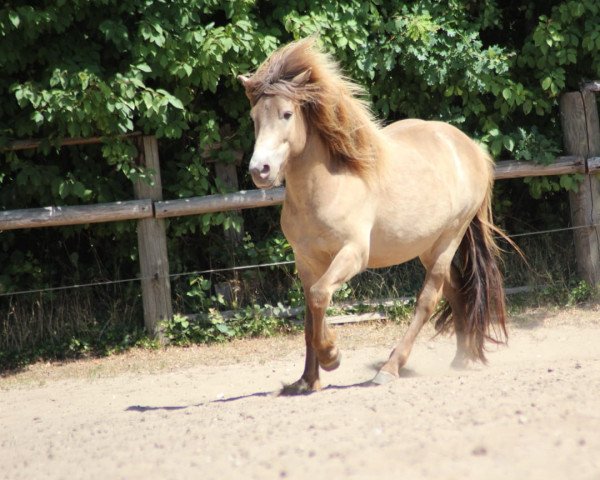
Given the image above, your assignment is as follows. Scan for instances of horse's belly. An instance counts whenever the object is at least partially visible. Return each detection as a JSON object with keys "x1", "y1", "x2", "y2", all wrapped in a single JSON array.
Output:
[
  {"x1": 366, "y1": 203, "x2": 463, "y2": 268},
  {"x1": 367, "y1": 231, "x2": 437, "y2": 268}
]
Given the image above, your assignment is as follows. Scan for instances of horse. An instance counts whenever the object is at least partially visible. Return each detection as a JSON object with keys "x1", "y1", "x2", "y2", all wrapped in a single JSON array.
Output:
[{"x1": 238, "y1": 37, "x2": 510, "y2": 394}]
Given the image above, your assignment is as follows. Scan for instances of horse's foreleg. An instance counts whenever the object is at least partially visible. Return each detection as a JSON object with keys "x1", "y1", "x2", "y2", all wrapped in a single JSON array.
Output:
[
  {"x1": 307, "y1": 244, "x2": 367, "y2": 371},
  {"x1": 280, "y1": 304, "x2": 321, "y2": 395},
  {"x1": 281, "y1": 245, "x2": 366, "y2": 395}
]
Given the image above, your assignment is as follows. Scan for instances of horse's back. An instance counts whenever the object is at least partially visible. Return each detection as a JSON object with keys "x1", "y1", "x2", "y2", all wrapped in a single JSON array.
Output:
[
  {"x1": 382, "y1": 119, "x2": 492, "y2": 191},
  {"x1": 366, "y1": 120, "x2": 492, "y2": 267}
]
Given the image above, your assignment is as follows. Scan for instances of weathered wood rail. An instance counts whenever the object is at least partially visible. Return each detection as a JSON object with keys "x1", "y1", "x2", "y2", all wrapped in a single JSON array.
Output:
[
  {"x1": 1, "y1": 132, "x2": 141, "y2": 152},
  {"x1": 2, "y1": 156, "x2": 598, "y2": 229},
  {"x1": 0, "y1": 200, "x2": 153, "y2": 230},
  {"x1": 1, "y1": 83, "x2": 599, "y2": 336}
]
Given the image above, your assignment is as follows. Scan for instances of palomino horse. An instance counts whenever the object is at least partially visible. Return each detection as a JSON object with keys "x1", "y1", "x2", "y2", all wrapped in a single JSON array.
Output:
[{"x1": 238, "y1": 38, "x2": 509, "y2": 393}]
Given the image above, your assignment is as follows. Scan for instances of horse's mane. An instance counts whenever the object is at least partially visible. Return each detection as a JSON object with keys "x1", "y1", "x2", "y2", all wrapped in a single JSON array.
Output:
[{"x1": 241, "y1": 38, "x2": 382, "y2": 178}]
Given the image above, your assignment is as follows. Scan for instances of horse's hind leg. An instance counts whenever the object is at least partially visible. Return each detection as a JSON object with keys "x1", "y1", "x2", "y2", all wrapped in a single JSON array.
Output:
[
  {"x1": 443, "y1": 264, "x2": 472, "y2": 369},
  {"x1": 372, "y1": 239, "x2": 457, "y2": 384},
  {"x1": 372, "y1": 268, "x2": 445, "y2": 383}
]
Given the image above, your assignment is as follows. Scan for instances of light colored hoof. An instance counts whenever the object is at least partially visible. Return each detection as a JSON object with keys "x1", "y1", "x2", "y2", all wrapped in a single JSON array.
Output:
[
  {"x1": 371, "y1": 370, "x2": 398, "y2": 385},
  {"x1": 451, "y1": 355, "x2": 479, "y2": 371},
  {"x1": 320, "y1": 350, "x2": 341, "y2": 372},
  {"x1": 451, "y1": 357, "x2": 469, "y2": 370}
]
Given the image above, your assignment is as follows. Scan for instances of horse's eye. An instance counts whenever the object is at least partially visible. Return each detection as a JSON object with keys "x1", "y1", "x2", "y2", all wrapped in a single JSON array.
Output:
[{"x1": 283, "y1": 111, "x2": 293, "y2": 120}]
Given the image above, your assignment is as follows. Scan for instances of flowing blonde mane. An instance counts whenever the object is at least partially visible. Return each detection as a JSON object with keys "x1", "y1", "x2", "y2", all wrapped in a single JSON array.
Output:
[{"x1": 242, "y1": 38, "x2": 382, "y2": 178}]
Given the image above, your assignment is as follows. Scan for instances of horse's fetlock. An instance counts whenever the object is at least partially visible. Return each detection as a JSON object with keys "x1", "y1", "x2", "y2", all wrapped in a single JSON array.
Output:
[
  {"x1": 317, "y1": 344, "x2": 341, "y2": 371},
  {"x1": 312, "y1": 336, "x2": 333, "y2": 352}
]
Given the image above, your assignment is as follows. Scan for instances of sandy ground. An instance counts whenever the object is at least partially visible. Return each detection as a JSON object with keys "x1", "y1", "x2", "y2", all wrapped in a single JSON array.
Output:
[{"x1": 1, "y1": 305, "x2": 600, "y2": 480}]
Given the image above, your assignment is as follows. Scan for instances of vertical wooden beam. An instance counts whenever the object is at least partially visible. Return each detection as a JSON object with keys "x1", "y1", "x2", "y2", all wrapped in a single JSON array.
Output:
[
  {"x1": 134, "y1": 136, "x2": 172, "y2": 340},
  {"x1": 214, "y1": 157, "x2": 244, "y2": 307},
  {"x1": 214, "y1": 159, "x2": 244, "y2": 245},
  {"x1": 560, "y1": 91, "x2": 600, "y2": 287}
]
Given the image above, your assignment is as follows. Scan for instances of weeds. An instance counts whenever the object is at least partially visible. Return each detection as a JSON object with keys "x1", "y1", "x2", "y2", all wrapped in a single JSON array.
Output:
[
  {"x1": 162, "y1": 305, "x2": 300, "y2": 346},
  {"x1": 0, "y1": 284, "x2": 147, "y2": 373}
]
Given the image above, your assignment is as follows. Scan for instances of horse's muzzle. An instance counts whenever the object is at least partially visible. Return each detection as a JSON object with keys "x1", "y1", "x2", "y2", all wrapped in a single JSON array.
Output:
[{"x1": 250, "y1": 164, "x2": 277, "y2": 188}]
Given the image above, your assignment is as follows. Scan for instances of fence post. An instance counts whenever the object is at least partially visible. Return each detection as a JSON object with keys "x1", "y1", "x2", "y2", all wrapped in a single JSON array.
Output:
[
  {"x1": 559, "y1": 90, "x2": 600, "y2": 288},
  {"x1": 214, "y1": 158, "x2": 245, "y2": 245},
  {"x1": 133, "y1": 136, "x2": 172, "y2": 340}
]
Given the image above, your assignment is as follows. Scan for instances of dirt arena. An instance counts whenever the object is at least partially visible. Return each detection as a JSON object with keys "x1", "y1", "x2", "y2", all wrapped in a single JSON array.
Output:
[{"x1": 2, "y1": 305, "x2": 600, "y2": 480}]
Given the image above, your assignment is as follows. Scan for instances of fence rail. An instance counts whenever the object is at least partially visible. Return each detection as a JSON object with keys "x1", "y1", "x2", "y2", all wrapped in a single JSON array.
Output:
[
  {"x1": 0, "y1": 156, "x2": 597, "y2": 230},
  {"x1": 155, "y1": 187, "x2": 286, "y2": 219},
  {"x1": 0, "y1": 199, "x2": 153, "y2": 230},
  {"x1": 1, "y1": 84, "x2": 599, "y2": 337},
  {"x1": 2, "y1": 132, "x2": 141, "y2": 152}
]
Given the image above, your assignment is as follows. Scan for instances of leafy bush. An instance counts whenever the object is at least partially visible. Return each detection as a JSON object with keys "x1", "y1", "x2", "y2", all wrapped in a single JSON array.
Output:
[{"x1": 163, "y1": 306, "x2": 298, "y2": 346}]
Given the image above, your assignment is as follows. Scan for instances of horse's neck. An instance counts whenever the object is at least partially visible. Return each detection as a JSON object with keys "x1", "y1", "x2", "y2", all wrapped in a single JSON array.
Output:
[{"x1": 284, "y1": 131, "x2": 339, "y2": 204}]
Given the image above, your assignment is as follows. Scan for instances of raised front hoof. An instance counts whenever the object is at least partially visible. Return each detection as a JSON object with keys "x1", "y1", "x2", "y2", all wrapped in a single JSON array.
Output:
[
  {"x1": 279, "y1": 378, "x2": 321, "y2": 396},
  {"x1": 318, "y1": 349, "x2": 341, "y2": 372},
  {"x1": 369, "y1": 370, "x2": 399, "y2": 386}
]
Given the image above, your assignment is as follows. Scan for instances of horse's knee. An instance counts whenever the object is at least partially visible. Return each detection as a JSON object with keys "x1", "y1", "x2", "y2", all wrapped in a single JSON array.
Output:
[{"x1": 308, "y1": 284, "x2": 331, "y2": 311}]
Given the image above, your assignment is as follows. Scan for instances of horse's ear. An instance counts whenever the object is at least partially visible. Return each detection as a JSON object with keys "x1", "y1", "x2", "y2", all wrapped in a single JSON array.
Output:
[
  {"x1": 290, "y1": 69, "x2": 312, "y2": 86},
  {"x1": 237, "y1": 74, "x2": 251, "y2": 88}
]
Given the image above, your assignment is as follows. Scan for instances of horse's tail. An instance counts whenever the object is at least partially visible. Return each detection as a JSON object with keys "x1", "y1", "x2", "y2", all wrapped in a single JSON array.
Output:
[{"x1": 434, "y1": 189, "x2": 517, "y2": 363}]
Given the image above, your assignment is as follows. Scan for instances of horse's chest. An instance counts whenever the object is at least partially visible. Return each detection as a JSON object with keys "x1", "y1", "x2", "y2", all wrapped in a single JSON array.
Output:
[{"x1": 281, "y1": 202, "x2": 353, "y2": 255}]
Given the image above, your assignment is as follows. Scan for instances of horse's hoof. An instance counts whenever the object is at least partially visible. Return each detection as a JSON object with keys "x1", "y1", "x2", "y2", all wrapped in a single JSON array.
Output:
[
  {"x1": 450, "y1": 357, "x2": 470, "y2": 370},
  {"x1": 451, "y1": 355, "x2": 479, "y2": 370},
  {"x1": 279, "y1": 378, "x2": 320, "y2": 396},
  {"x1": 319, "y1": 350, "x2": 341, "y2": 372},
  {"x1": 370, "y1": 370, "x2": 398, "y2": 385}
]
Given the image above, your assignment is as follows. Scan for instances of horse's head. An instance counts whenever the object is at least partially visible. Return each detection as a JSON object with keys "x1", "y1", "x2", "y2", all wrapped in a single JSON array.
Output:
[{"x1": 238, "y1": 70, "x2": 310, "y2": 189}]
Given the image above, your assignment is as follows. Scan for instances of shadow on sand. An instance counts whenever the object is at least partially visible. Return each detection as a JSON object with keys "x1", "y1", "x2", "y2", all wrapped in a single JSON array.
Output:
[
  {"x1": 124, "y1": 367, "x2": 418, "y2": 411},
  {"x1": 125, "y1": 390, "x2": 275, "y2": 412}
]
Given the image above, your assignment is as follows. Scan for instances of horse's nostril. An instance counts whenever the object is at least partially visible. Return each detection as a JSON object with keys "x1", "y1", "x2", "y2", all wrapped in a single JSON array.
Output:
[{"x1": 250, "y1": 163, "x2": 271, "y2": 181}]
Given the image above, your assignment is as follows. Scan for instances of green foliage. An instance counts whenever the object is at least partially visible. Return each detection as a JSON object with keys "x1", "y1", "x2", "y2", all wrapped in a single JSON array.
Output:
[
  {"x1": 567, "y1": 280, "x2": 593, "y2": 305},
  {"x1": 286, "y1": 279, "x2": 304, "y2": 308},
  {"x1": 332, "y1": 283, "x2": 353, "y2": 303},
  {"x1": 2, "y1": 0, "x2": 599, "y2": 206},
  {"x1": 381, "y1": 300, "x2": 416, "y2": 323},
  {"x1": 185, "y1": 275, "x2": 225, "y2": 311},
  {"x1": 509, "y1": 278, "x2": 593, "y2": 311},
  {"x1": 163, "y1": 306, "x2": 298, "y2": 345},
  {"x1": 241, "y1": 233, "x2": 294, "y2": 265}
]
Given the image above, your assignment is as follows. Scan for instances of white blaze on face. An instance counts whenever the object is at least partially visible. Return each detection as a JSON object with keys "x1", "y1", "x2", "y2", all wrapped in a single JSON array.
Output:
[
  {"x1": 249, "y1": 138, "x2": 289, "y2": 188},
  {"x1": 247, "y1": 94, "x2": 305, "y2": 189}
]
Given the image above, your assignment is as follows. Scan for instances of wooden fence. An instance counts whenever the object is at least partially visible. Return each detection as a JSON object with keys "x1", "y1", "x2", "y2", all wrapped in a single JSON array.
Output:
[{"x1": 1, "y1": 85, "x2": 599, "y2": 338}]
